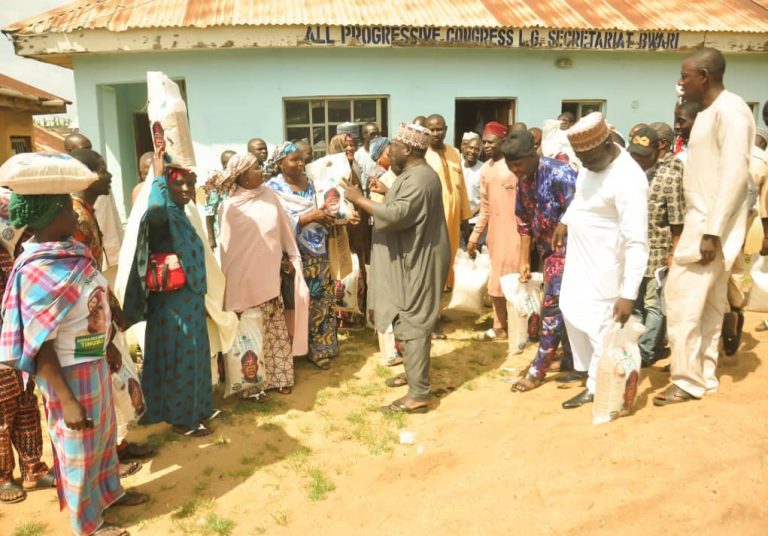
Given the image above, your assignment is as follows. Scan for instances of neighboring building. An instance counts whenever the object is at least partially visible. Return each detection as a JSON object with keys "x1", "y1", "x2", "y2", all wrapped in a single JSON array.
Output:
[
  {"x1": 33, "y1": 124, "x2": 67, "y2": 153},
  {"x1": 4, "y1": 0, "x2": 768, "y2": 215},
  {"x1": 0, "y1": 74, "x2": 69, "y2": 163}
]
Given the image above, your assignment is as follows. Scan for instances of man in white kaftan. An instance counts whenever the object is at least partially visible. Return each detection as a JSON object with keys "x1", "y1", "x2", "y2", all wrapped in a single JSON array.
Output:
[{"x1": 555, "y1": 113, "x2": 649, "y2": 409}]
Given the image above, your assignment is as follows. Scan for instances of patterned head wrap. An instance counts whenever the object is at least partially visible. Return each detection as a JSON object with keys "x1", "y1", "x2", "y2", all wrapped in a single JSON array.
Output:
[
  {"x1": 272, "y1": 142, "x2": 300, "y2": 165},
  {"x1": 567, "y1": 112, "x2": 610, "y2": 152},
  {"x1": 329, "y1": 134, "x2": 353, "y2": 155},
  {"x1": 9, "y1": 193, "x2": 70, "y2": 230},
  {"x1": 394, "y1": 123, "x2": 431, "y2": 150},
  {"x1": 204, "y1": 152, "x2": 258, "y2": 195},
  {"x1": 369, "y1": 137, "x2": 391, "y2": 162}
]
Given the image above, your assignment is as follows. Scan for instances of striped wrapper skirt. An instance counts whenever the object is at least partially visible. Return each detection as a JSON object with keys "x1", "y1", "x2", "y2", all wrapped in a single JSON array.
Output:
[{"x1": 36, "y1": 358, "x2": 124, "y2": 536}]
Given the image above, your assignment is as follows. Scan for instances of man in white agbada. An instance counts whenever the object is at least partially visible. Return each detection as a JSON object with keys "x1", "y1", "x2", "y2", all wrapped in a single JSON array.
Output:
[
  {"x1": 553, "y1": 112, "x2": 649, "y2": 409},
  {"x1": 654, "y1": 48, "x2": 754, "y2": 406}
]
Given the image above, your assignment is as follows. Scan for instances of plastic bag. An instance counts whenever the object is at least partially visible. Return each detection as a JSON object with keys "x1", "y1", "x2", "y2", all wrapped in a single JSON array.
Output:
[
  {"x1": 746, "y1": 255, "x2": 768, "y2": 313},
  {"x1": 446, "y1": 250, "x2": 491, "y2": 314},
  {"x1": 305, "y1": 153, "x2": 354, "y2": 224},
  {"x1": 592, "y1": 319, "x2": 644, "y2": 425},
  {"x1": 223, "y1": 309, "x2": 266, "y2": 397},
  {"x1": 0, "y1": 152, "x2": 97, "y2": 195},
  {"x1": 147, "y1": 71, "x2": 196, "y2": 170},
  {"x1": 336, "y1": 254, "x2": 362, "y2": 314},
  {"x1": 111, "y1": 330, "x2": 146, "y2": 443},
  {"x1": 501, "y1": 273, "x2": 543, "y2": 354}
]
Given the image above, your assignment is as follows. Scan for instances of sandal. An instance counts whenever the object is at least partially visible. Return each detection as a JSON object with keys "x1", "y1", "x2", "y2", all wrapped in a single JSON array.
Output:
[
  {"x1": 242, "y1": 390, "x2": 269, "y2": 402},
  {"x1": 0, "y1": 481, "x2": 26, "y2": 504},
  {"x1": 511, "y1": 374, "x2": 543, "y2": 393},
  {"x1": 385, "y1": 373, "x2": 408, "y2": 388},
  {"x1": 755, "y1": 320, "x2": 768, "y2": 333},
  {"x1": 653, "y1": 385, "x2": 698, "y2": 407},
  {"x1": 173, "y1": 423, "x2": 214, "y2": 437},
  {"x1": 383, "y1": 355, "x2": 403, "y2": 367},
  {"x1": 431, "y1": 386, "x2": 456, "y2": 398},
  {"x1": 119, "y1": 461, "x2": 142, "y2": 478},
  {"x1": 23, "y1": 468, "x2": 56, "y2": 491},
  {"x1": 380, "y1": 400, "x2": 429, "y2": 415},
  {"x1": 117, "y1": 442, "x2": 157, "y2": 462},
  {"x1": 93, "y1": 523, "x2": 128, "y2": 536},
  {"x1": 111, "y1": 490, "x2": 149, "y2": 507},
  {"x1": 431, "y1": 330, "x2": 447, "y2": 340},
  {"x1": 308, "y1": 356, "x2": 331, "y2": 370},
  {"x1": 276, "y1": 386, "x2": 292, "y2": 395}
]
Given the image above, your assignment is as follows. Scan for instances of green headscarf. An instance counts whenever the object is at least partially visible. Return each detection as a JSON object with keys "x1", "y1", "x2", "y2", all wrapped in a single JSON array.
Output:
[{"x1": 9, "y1": 193, "x2": 70, "y2": 231}]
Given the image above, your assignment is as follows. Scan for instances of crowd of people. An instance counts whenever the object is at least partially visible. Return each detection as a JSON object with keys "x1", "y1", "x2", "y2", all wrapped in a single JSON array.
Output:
[{"x1": 0, "y1": 46, "x2": 766, "y2": 536}]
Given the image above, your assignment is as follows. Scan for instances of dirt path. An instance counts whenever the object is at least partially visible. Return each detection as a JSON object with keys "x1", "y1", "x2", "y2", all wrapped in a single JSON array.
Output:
[{"x1": 4, "y1": 312, "x2": 768, "y2": 535}]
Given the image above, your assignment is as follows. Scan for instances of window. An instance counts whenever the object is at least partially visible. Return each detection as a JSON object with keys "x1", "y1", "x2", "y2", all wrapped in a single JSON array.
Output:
[
  {"x1": 561, "y1": 100, "x2": 606, "y2": 121},
  {"x1": 10, "y1": 136, "x2": 32, "y2": 155},
  {"x1": 284, "y1": 97, "x2": 389, "y2": 158}
]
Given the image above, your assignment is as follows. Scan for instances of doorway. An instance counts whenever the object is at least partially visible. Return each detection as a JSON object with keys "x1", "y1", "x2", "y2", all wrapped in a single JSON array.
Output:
[{"x1": 454, "y1": 98, "x2": 516, "y2": 147}]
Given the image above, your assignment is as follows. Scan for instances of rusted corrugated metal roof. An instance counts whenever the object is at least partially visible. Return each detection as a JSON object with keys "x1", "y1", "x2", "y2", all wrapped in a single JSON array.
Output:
[
  {"x1": 33, "y1": 125, "x2": 67, "y2": 153},
  {"x1": 6, "y1": 0, "x2": 768, "y2": 34},
  {"x1": 0, "y1": 73, "x2": 71, "y2": 104}
]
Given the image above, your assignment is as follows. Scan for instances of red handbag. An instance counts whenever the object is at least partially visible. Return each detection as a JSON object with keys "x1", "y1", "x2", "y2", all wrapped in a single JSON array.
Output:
[{"x1": 146, "y1": 253, "x2": 186, "y2": 292}]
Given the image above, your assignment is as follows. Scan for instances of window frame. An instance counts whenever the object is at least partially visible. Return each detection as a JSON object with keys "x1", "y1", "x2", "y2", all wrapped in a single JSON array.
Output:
[
  {"x1": 10, "y1": 135, "x2": 32, "y2": 155},
  {"x1": 561, "y1": 99, "x2": 607, "y2": 121},
  {"x1": 283, "y1": 96, "x2": 389, "y2": 158}
]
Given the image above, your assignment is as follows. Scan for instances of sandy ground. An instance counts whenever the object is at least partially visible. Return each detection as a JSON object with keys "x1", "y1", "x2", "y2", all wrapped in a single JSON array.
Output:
[{"x1": 3, "y1": 309, "x2": 768, "y2": 536}]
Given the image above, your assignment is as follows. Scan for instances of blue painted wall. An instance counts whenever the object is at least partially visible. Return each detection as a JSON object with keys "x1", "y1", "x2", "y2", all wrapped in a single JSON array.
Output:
[{"x1": 72, "y1": 47, "x2": 768, "y2": 215}]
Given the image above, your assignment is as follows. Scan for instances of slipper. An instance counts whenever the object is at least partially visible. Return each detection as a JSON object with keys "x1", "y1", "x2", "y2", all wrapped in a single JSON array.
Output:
[
  {"x1": 0, "y1": 481, "x2": 26, "y2": 504},
  {"x1": 242, "y1": 390, "x2": 269, "y2": 402},
  {"x1": 119, "y1": 461, "x2": 142, "y2": 478},
  {"x1": 309, "y1": 356, "x2": 331, "y2": 370},
  {"x1": 511, "y1": 374, "x2": 543, "y2": 393},
  {"x1": 383, "y1": 356, "x2": 404, "y2": 367},
  {"x1": 276, "y1": 386, "x2": 292, "y2": 395},
  {"x1": 653, "y1": 385, "x2": 698, "y2": 407},
  {"x1": 431, "y1": 331, "x2": 447, "y2": 340},
  {"x1": 380, "y1": 401, "x2": 429, "y2": 415},
  {"x1": 208, "y1": 409, "x2": 223, "y2": 421},
  {"x1": 431, "y1": 386, "x2": 456, "y2": 398},
  {"x1": 23, "y1": 468, "x2": 56, "y2": 491},
  {"x1": 93, "y1": 523, "x2": 128, "y2": 536},
  {"x1": 723, "y1": 311, "x2": 744, "y2": 356},
  {"x1": 173, "y1": 424, "x2": 213, "y2": 437},
  {"x1": 112, "y1": 490, "x2": 149, "y2": 507},
  {"x1": 756, "y1": 320, "x2": 768, "y2": 333},
  {"x1": 117, "y1": 442, "x2": 157, "y2": 462},
  {"x1": 385, "y1": 373, "x2": 408, "y2": 388}
]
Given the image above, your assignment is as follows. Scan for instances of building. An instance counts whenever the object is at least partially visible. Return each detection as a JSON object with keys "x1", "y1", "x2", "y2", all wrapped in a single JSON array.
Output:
[
  {"x1": 0, "y1": 74, "x2": 69, "y2": 163},
  {"x1": 4, "y1": 0, "x2": 768, "y2": 215}
]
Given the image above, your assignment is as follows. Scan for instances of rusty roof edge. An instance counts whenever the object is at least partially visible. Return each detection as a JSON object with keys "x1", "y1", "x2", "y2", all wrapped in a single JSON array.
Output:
[{"x1": 6, "y1": 22, "x2": 768, "y2": 35}]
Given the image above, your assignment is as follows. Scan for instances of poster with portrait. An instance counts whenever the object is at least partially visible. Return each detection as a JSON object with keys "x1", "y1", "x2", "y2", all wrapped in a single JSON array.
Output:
[
  {"x1": 223, "y1": 309, "x2": 266, "y2": 397},
  {"x1": 305, "y1": 153, "x2": 355, "y2": 224},
  {"x1": 111, "y1": 329, "x2": 146, "y2": 442}
]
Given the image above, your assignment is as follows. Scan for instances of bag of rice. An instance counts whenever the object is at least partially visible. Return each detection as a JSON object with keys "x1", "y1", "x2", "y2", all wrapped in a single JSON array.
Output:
[
  {"x1": 593, "y1": 319, "x2": 644, "y2": 425},
  {"x1": 223, "y1": 309, "x2": 266, "y2": 397},
  {"x1": 336, "y1": 254, "x2": 362, "y2": 315},
  {"x1": 501, "y1": 273, "x2": 543, "y2": 354},
  {"x1": 306, "y1": 153, "x2": 355, "y2": 224},
  {"x1": 445, "y1": 250, "x2": 491, "y2": 315},
  {"x1": 147, "y1": 71, "x2": 196, "y2": 170},
  {"x1": 110, "y1": 330, "x2": 146, "y2": 443},
  {"x1": 0, "y1": 188, "x2": 25, "y2": 255},
  {"x1": 0, "y1": 152, "x2": 97, "y2": 195}
]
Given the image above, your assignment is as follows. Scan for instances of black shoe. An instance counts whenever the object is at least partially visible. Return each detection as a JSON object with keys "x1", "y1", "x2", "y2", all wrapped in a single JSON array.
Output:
[
  {"x1": 554, "y1": 370, "x2": 587, "y2": 384},
  {"x1": 723, "y1": 311, "x2": 744, "y2": 357},
  {"x1": 562, "y1": 388, "x2": 594, "y2": 409}
]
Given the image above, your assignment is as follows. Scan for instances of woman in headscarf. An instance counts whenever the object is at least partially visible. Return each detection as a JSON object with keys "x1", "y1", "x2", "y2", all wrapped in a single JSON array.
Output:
[
  {"x1": 328, "y1": 134, "x2": 370, "y2": 328},
  {"x1": 266, "y1": 142, "x2": 338, "y2": 369},
  {"x1": 122, "y1": 150, "x2": 217, "y2": 437},
  {"x1": 206, "y1": 153, "x2": 309, "y2": 395},
  {"x1": 0, "y1": 191, "x2": 146, "y2": 536}
]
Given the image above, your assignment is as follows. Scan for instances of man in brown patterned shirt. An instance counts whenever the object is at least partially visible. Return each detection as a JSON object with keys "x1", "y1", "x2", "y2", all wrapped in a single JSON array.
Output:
[{"x1": 628, "y1": 126, "x2": 685, "y2": 367}]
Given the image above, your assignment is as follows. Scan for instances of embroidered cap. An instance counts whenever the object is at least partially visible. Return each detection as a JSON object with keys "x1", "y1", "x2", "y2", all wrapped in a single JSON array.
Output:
[
  {"x1": 567, "y1": 112, "x2": 610, "y2": 153},
  {"x1": 395, "y1": 123, "x2": 431, "y2": 150},
  {"x1": 462, "y1": 131, "x2": 480, "y2": 142}
]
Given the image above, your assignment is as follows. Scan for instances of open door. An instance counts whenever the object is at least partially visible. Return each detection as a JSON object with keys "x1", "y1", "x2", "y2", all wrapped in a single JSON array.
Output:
[{"x1": 454, "y1": 99, "x2": 516, "y2": 146}]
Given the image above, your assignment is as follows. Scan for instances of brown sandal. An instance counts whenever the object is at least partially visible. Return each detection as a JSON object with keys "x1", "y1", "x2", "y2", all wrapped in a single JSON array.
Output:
[
  {"x1": 653, "y1": 385, "x2": 697, "y2": 406},
  {"x1": 511, "y1": 374, "x2": 543, "y2": 393}
]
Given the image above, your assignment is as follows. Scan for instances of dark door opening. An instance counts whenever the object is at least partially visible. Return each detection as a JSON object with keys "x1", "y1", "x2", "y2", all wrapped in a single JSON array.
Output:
[{"x1": 454, "y1": 99, "x2": 516, "y2": 147}]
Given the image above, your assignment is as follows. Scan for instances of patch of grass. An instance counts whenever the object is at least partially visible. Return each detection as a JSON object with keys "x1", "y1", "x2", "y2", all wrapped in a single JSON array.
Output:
[
  {"x1": 202, "y1": 512, "x2": 235, "y2": 536},
  {"x1": 193, "y1": 480, "x2": 209, "y2": 495},
  {"x1": 171, "y1": 498, "x2": 211, "y2": 520},
  {"x1": 225, "y1": 466, "x2": 257, "y2": 479},
  {"x1": 346, "y1": 411, "x2": 398, "y2": 454},
  {"x1": 202, "y1": 465, "x2": 214, "y2": 477},
  {"x1": 212, "y1": 434, "x2": 230, "y2": 446},
  {"x1": 463, "y1": 380, "x2": 477, "y2": 391},
  {"x1": 12, "y1": 521, "x2": 46, "y2": 536},
  {"x1": 287, "y1": 445, "x2": 312, "y2": 472},
  {"x1": 240, "y1": 456, "x2": 257, "y2": 465},
  {"x1": 160, "y1": 482, "x2": 178, "y2": 491},
  {"x1": 314, "y1": 387, "x2": 334, "y2": 406},
  {"x1": 261, "y1": 421, "x2": 283, "y2": 432},
  {"x1": 298, "y1": 423, "x2": 312, "y2": 435},
  {"x1": 263, "y1": 442, "x2": 279, "y2": 453},
  {"x1": 381, "y1": 408, "x2": 407, "y2": 429},
  {"x1": 306, "y1": 468, "x2": 335, "y2": 501},
  {"x1": 271, "y1": 511, "x2": 289, "y2": 527},
  {"x1": 147, "y1": 430, "x2": 179, "y2": 448},
  {"x1": 375, "y1": 363, "x2": 394, "y2": 379}
]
